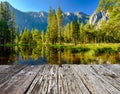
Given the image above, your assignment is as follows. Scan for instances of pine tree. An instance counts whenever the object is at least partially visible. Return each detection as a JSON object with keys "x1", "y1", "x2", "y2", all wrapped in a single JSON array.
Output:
[
  {"x1": 57, "y1": 6, "x2": 64, "y2": 44},
  {"x1": 64, "y1": 23, "x2": 69, "y2": 42},
  {"x1": 97, "y1": 0, "x2": 118, "y2": 12},
  {"x1": 64, "y1": 23, "x2": 72, "y2": 43},
  {"x1": 50, "y1": 12, "x2": 58, "y2": 44},
  {"x1": 41, "y1": 30, "x2": 45, "y2": 43},
  {"x1": 46, "y1": 28, "x2": 50, "y2": 43},
  {"x1": 0, "y1": 2, "x2": 16, "y2": 45},
  {"x1": 20, "y1": 28, "x2": 32, "y2": 45},
  {"x1": 31, "y1": 29, "x2": 41, "y2": 45},
  {"x1": 72, "y1": 20, "x2": 80, "y2": 45},
  {"x1": 0, "y1": 2, "x2": 10, "y2": 44},
  {"x1": 46, "y1": 7, "x2": 53, "y2": 44},
  {"x1": 47, "y1": 8, "x2": 58, "y2": 44},
  {"x1": 9, "y1": 11, "x2": 16, "y2": 44},
  {"x1": 79, "y1": 23, "x2": 85, "y2": 43},
  {"x1": 107, "y1": 1, "x2": 120, "y2": 42}
]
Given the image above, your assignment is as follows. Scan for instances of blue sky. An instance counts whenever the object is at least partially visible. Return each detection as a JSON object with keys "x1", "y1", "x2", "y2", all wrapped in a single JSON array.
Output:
[{"x1": 0, "y1": 0, "x2": 99, "y2": 15}]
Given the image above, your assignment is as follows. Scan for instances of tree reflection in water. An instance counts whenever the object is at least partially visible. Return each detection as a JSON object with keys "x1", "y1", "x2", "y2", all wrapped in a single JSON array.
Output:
[
  {"x1": 45, "y1": 46, "x2": 64, "y2": 66},
  {"x1": 0, "y1": 46, "x2": 18, "y2": 65},
  {"x1": 0, "y1": 45, "x2": 119, "y2": 65}
]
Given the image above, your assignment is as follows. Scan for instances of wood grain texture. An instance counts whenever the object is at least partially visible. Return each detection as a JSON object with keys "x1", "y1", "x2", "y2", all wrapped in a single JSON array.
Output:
[{"x1": 0, "y1": 64, "x2": 120, "y2": 94}]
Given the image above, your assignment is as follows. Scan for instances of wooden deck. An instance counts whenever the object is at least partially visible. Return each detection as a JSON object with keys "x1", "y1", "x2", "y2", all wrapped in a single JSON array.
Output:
[{"x1": 0, "y1": 64, "x2": 120, "y2": 94}]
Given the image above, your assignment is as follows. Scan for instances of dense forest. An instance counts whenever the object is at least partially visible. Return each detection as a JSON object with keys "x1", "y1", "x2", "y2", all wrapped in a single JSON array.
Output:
[
  {"x1": 0, "y1": 2, "x2": 17, "y2": 45},
  {"x1": 0, "y1": 0, "x2": 120, "y2": 46}
]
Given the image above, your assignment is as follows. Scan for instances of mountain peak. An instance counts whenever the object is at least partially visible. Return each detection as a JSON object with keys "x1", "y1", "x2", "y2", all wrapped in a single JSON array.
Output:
[
  {"x1": 64, "y1": 12, "x2": 72, "y2": 16},
  {"x1": 2, "y1": 2, "x2": 89, "y2": 31}
]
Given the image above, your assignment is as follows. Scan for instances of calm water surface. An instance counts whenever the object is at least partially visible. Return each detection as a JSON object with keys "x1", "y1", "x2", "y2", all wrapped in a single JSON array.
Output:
[{"x1": 0, "y1": 45, "x2": 120, "y2": 65}]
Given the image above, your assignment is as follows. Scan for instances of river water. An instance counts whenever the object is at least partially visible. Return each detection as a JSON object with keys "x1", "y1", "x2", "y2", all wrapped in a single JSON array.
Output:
[{"x1": 0, "y1": 45, "x2": 120, "y2": 65}]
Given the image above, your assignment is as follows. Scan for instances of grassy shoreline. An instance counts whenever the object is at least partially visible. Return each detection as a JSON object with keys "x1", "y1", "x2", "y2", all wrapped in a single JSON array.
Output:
[
  {"x1": 50, "y1": 43, "x2": 120, "y2": 49},
  {"x1": 1, "y1": 43, "x2": 120, "y2": 48},
  {"x1": 49, "y1": 43, "x2": 120, "y2": 54}
]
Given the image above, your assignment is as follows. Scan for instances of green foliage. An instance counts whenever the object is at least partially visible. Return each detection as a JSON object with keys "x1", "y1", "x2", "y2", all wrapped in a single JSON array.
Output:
[
  {"x1": 108, "y1": 3, "x2": 120, "y2": 42},
  {"x1": 117, "y1": 47, "x2": 120, "y2": 52},
  {"x1": 83, "y1": 24, "x2": 96, "y2": 43},
  {"x1": 1, "y1": 2, "x2": 119, "y2": 46},
  {"x1": 57, "y1": 6, "x2": 64, "y2": 44},
  {"x1": 32, "y1": 45, "x2": 42, "y2": 60},
  {"x1": 0, "y1": 2, "x2": 16, "y2": 45},
  {"x1": 64, "y1": 22, "x2": 72, "y2": 43},
  {"x1": 50, "y1": 12, "x2": 58, "y2": 44},
  {"x1": 47, "y1": 8, "x2": 58, "y2": 44},
  {"x1": 72, "y1": 20, "x2": 80, "y2": 45},
  {"x1": 95, "y1": 47, "x2": 116, "y2": 55},
  {"x1": 41, "y1": 30, "x2": 45, "y2": 43},
  {"x1": 19, "y1": 46, "x2": 33, "y2": 60},
  {"x1": 70, "y1": 47, "x2": 90, "y2": 53},
  {"x1": 17, "y1": 3, "x2": 120, "y2": 45},
  {"x1": 19, "y1": 28, "x2": 42, "y2": 45},
  {"x1": 96, "y1": 0, "x2": 118, "y2": 12},
  {"x1": 32, "y1": 29, "x2": 41, "y2": 45},
  {"x1": 19, "y1": 28, "x2": 33, "y2": 45},
  {"x1": 45, "y1": 28, "x2": 50, "y2": 43},
  {"x1": 99, "y1": 0, "x2": 120, "y2": 43}
]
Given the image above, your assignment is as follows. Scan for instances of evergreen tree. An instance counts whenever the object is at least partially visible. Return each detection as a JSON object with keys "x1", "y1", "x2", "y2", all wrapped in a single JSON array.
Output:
[
  {"x1": 14, "y1": 27, "x2": 20, "y2": 44},
  {"x1": 46, "y1": 7, "x2": 53, "y2": 44},
  {"x1": 41, "y1": 30, "x2": 45, "y2": 43},
  {"x1": 20, "y1": 28, "x2": 32, "y2": 45},
  {"x1": 97, "y1": 0, "x2": 118, "y2": 12},
  {"x1": 50, "y1": 11, "x2": 58, "y2": 44},
  {"x1": 79, "y1": 23, "x2": 85, "y2": 44},
  {"x1": 64, "y1": 23, "x2": 72, "y2": 43},
  {"x1": 45, "y1": 28, "x2": 50, "y2": 43},
  {"x1": 72, "y1": 20, "x2": 80, "y2": 45},
  {"x1": 0, "y1": 2, "x2": 10, "y2": 44},
  {"x1": 107, "y1": 1, "x2": 120, "y2": 42},
  {"x1": 57, "y1": 6, "x2": 64, "y2": 44},
  {"x1": 47, "y1": 8, "x2": 58, "y2": 44},
  {"x1": 31, "y1": 29, "x2": 41, "y2": 45},
  {"x1": 0, "y1": 2, "x2": 16, "y2": 45},
  {"x1": 9, "y1": 11, "x2": 16, "y2": 44}
]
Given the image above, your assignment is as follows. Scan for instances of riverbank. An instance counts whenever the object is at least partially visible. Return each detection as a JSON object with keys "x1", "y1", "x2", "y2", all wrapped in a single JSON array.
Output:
[{"x1": 0, "y1": 43, "x2": 119, "y2": 65}]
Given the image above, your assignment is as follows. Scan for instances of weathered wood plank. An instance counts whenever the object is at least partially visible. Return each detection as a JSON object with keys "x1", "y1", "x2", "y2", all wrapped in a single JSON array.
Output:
[
  {"x1": 103, "y1": 64, "x2": 120, "y2": 76},
  {"x1": 27, "y1": 65, "x2": 90, "y2": 94},
  {"x1": 0, "y1": 64, "x2": 120, "y2": 94},
  {"x1": 72, "y1": 65, "x2": 101, "y2": 94},
  {"x1": 79, "y1": 65, "x2": 120, "y2": 94},
  {"x1": 0, "y1": 65, "x2": 42, "y2": 94},
  {"x1": 64, "y1": 65, "x2": 82, "y2": 94},
  {"x1": 0, "y1": 65, "x2": 11, "y2": 72},
  {"x1": 70, "y1": 65, "x2": 90, "y2": 94},
  {"x1": 103, "y1": 64, "x2": 120, "y2": 83},
  {"x1": 47, "y1": 65, "x2": 58, "y2": 94},
  {"x1": 58, "y1": 65, "x2": 71, "y2": 94},
  {"x1": 61, "y1": 65, "x2": 89, "y2": 94},
  {"x1": 72, "y1": 65, "x2": 120, "y2": 94},
  {"x1": 91, "y1": 65, "x2": 120, "y2": 91},
  {"x1": 26, "y1": 65, "x2": 51, "y2": 94},
  {"x1": 58, "y1": 65, "x2": 66, "y2": 94},
  {"x1": 0, "y1": 64, "x2": 27, "y2": 85},
  {"x1": 57, "y1": 65, "x2": 90, "y2": 94}
]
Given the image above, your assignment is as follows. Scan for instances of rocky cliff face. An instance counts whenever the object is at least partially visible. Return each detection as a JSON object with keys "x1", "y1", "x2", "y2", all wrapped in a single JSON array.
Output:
[
  {"x1": 89, "y1": 0, "x2": 118, "y2": 27},
  {"x1": 89, "y1": 10, "x2": 109, "y2": 26}
]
